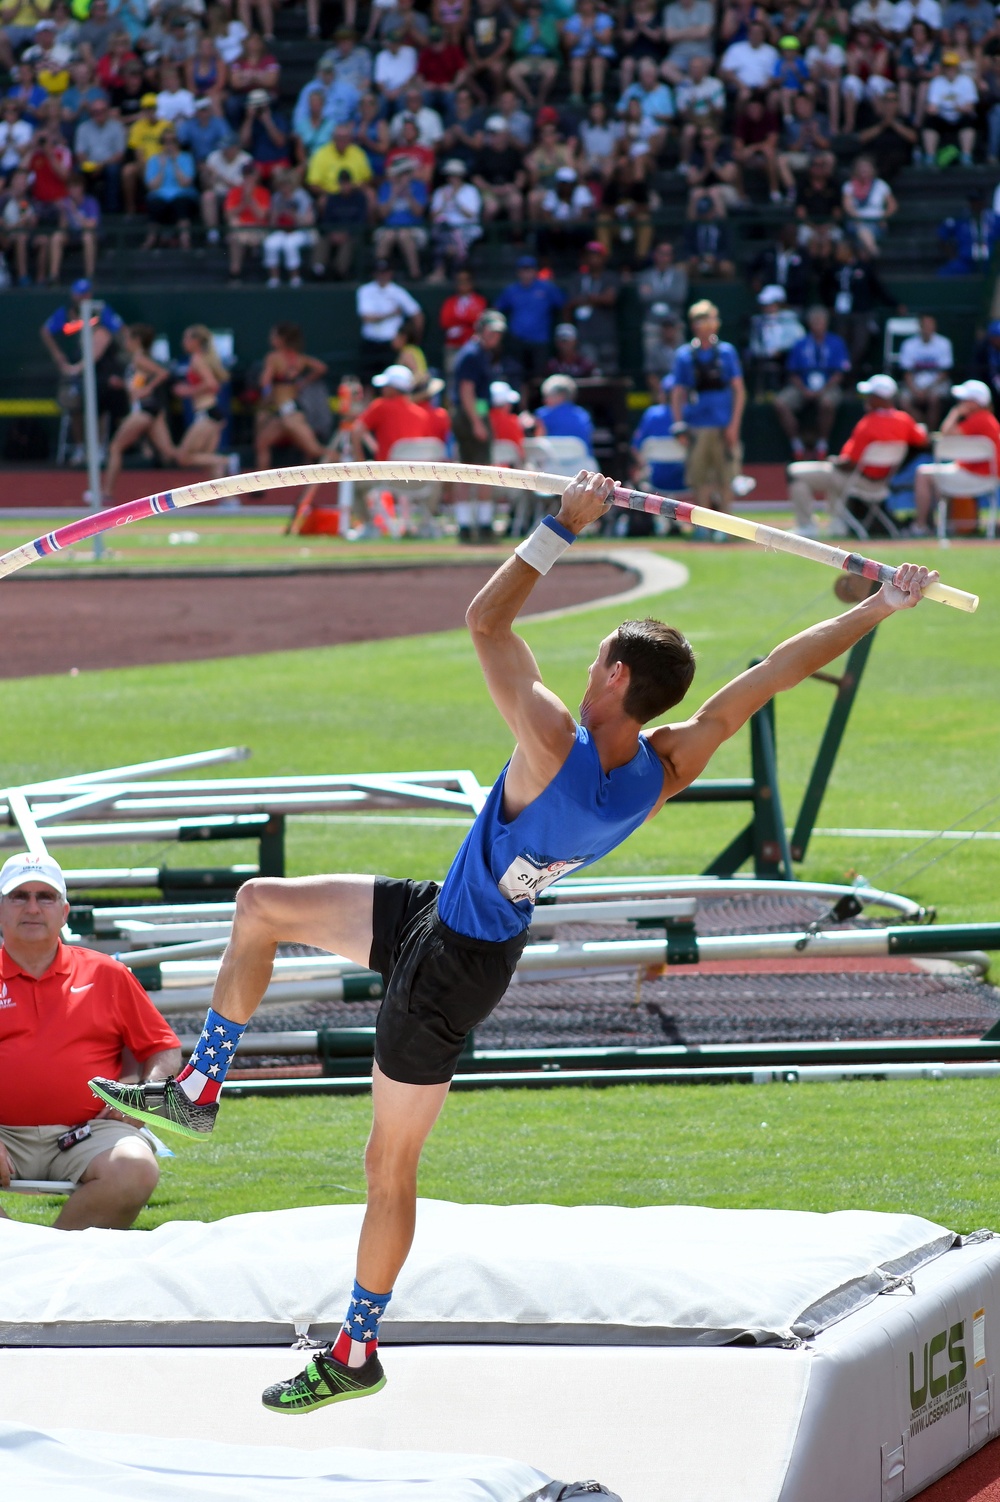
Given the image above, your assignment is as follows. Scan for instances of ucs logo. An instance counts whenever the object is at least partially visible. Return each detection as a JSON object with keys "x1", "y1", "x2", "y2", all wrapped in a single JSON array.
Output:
[{"x1": 910, "y1": 1322, "x2": 966, "y2": 1411}]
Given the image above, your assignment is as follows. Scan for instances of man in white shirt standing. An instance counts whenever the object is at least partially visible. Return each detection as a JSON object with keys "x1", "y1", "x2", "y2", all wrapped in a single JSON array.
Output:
[
  {"x1": 923, "y1": 52, "x2": 978, "y2": 165},
  {"x1": 356, "y1": 257, "x2": 424, "y2": 388},
  {"x1": 898, "y1": 313, "x2": 954, "y2": 432},
  {"x1": 719, "y1": 21, "x2": 779, "y2": 100}
]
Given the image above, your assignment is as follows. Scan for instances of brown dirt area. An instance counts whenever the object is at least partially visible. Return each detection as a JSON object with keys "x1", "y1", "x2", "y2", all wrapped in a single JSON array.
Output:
[{"x1": 0, "y1": 561, "x2": 632, "y2": 677}]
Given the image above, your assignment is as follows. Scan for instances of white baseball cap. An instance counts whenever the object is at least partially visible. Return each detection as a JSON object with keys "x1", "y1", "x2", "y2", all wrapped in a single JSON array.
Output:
[
  {"x1": 490, "y1": 380, "x2": 520, "y2": 406},
  {"x1": 758, "y1": 284, "x2": 786, "y2": 305},
  {"x1": 857, "y1": 374, "x2": 898, "y2": 399},
  {"x1": 555, "y1": 165, "x2": 578, "y2": 182},
  {"x1": 951, "y1": 378, "x2": 992, "y2": 406},
  {"x1": 0, "y1": 852, "x2": 67, "y2": 899},
  {"x1": 372, "y1": 364, "x2": 415, "y2": 391}
]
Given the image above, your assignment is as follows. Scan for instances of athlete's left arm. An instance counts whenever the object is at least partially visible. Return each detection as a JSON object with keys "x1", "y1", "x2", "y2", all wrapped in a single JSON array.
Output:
[{"x1": 646, "y1": 564, "x2": 937, "y2": 802}]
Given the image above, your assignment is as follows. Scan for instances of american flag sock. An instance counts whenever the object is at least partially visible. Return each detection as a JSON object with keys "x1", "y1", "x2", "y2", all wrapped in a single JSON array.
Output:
[
  {"x1": 330, "y1": 1279, "x2": 392, "y2": 1369},
  {"x1": 176, "y1": 1008, "x2": 247, "y2": 1104}
]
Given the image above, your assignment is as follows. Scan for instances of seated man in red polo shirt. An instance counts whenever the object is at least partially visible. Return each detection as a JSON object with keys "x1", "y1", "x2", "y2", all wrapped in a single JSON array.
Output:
[
  {"x1": 910, "y1": 378, "x2": 1000, "y2": 536},
  {"x1": 787, "y1": 374, "x2": 928, "y2": 537},
  {"x1": 0, "y1": 852, "x2": 180, "y2": 1231},
  {"x1": 352, "y1": 363, "x2": 433, "y2": 459}
]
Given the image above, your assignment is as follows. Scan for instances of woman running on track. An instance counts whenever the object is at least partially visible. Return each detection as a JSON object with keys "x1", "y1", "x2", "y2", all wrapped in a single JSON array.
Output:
[
  {"x1": 254, "y1": 321, "x2": 328, "y2": 472},
  {"x1": 102, "y1": 324, "x2": 175, "y2": 500},
  {"x1": 171, "y1": 325, "x2": 233, "y2": 479}
]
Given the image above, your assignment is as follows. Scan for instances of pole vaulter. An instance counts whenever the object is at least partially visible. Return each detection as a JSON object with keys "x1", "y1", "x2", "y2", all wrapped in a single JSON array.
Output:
[{"x1": 0, "y1": 462, "x2": 979, "y2": 613}]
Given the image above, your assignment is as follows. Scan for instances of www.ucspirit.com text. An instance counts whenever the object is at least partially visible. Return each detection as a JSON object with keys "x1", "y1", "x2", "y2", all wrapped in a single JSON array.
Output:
[{"x1": 910, "y1": 1386, "x2": 968, "y2": 1437}]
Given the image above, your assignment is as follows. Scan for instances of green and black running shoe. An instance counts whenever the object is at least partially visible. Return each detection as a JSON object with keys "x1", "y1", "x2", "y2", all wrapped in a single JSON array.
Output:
[
  {"x1": 262, "y1": 1351, "x2": 386, "y2": 1415},
  {"x1": 88, "y1": 1076, "x2": 218, "y2": 1139}
]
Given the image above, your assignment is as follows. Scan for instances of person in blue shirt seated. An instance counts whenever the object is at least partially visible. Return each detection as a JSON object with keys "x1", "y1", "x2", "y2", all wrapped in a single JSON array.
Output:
[
  {"x1": 495, "y1": 255, "x2": 566, "y2": 379},
  {"x1": 632, "y1": 376, "x2": 687, "y2": 495},
  {"x1": 773, "y1": 306, "x2": 851, "y2": 460},
  {"x1": 533, "y1": 373, "x2": 595, "y2": 457},
  {"x1": 669, "y1": 298, "x2": 745, "y2": 515}
]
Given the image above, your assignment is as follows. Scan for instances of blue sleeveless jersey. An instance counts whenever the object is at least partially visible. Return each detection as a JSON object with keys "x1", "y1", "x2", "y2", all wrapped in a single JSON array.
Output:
[{"x1": 437, "y1": 724, "x2": 665, "y2": 942}]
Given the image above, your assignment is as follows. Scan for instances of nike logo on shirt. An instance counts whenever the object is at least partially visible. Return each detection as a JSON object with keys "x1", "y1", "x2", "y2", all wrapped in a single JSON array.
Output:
[{"x1": 70, "y1": 984, "x2": 93, "y2": 993}]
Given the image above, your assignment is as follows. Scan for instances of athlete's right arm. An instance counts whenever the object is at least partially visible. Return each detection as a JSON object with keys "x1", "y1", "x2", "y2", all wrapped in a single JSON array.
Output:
[{"x1": 465, "y1": 471, "x2": 614, "y2": 773}]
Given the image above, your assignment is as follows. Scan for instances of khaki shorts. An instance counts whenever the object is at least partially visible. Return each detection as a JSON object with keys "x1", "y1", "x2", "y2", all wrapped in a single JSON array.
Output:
[
  {"x1": 776, "y1": 384, "x2": 843, "y2": 413},
  {"x1": 685, "y1": 426, "x2": 742, "y2": 489},
  {"x1": 0, "y1": 1120, "x2": 149, "y2": 1185}
]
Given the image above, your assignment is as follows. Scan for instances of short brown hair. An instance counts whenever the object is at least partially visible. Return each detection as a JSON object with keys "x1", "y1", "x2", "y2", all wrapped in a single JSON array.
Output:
[{"x1": 605, "y1": 619, "x2": 696, "y2": 723}]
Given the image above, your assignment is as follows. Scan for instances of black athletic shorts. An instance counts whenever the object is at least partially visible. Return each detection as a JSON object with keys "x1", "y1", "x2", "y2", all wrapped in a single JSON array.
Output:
[{"x1": 369, "y1": 876, "x2": 528, "y2": 1086}]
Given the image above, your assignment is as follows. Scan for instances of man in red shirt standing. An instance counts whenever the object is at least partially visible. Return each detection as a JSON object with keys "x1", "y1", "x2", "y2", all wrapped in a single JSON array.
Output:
[
  {"x1": 910, "y1": 379, "x2": 1000, "y2": 536},
  {"x1": 787, "y1": 373, "x2": 928, "y2": 536},
  {"x1": 0, "y1": 852, "x2": 180, "y2": 1231},
  {"x1": 438, "y1": 268, "x2": 487, "y2": 377},
  {"x1": 352, "y1": 363, "x2": 433, "y2": 460}
]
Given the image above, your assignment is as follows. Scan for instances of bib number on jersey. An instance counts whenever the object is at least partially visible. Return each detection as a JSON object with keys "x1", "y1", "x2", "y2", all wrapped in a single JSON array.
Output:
[{"x1": 498, "y1": 851, "x2": 590, "y2": 904}]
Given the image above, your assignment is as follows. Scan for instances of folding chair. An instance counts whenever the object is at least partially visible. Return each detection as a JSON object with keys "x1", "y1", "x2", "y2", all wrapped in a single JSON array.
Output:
[
  {"x1": 928, "y1": 434, "x2": 999, "y2": 542},
  {"x1": 636, "y1": 436, "x2": 688, "y2": 492},
  {"x1": 385, "y1": 437, "x2": 448, "y2": 536},
  {"x1": 883, "y1": 317, "x2": 920, "y2": 373},
  {"x1": 490, "y1": 439, "x2": 523, "y2": 469},
  {"x1": 838, "y1": 440, "x2": 910, "y2": 540},
  {"x1": 2, "y1": 1128, "x2": 173, "y2": 1201}
]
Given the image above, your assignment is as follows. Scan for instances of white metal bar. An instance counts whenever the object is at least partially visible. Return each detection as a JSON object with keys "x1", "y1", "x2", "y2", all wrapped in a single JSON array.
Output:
[
  {"x1": 6, "y1": 790, "x2": 48, "y2": 856},
  {"x1": 15, "y1": 747, "x2": 250, "y2": 793}
]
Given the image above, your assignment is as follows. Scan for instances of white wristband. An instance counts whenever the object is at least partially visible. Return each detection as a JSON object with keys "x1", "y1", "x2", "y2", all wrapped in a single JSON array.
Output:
[{"x1": 514, "y1": 515, "x2": 576, "y2": 575}]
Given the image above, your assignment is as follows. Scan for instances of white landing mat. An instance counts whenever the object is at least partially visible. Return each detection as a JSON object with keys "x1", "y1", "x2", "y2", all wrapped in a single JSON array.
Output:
[{"x1": 0, "y1": 1201, "x2": 958, "y2": 1347}]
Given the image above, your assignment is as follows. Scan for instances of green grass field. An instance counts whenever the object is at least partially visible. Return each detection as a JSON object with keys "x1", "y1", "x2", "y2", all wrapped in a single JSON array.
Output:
[{"x1": 1, "y1": 532, "x2": 997, "y2": 1231}]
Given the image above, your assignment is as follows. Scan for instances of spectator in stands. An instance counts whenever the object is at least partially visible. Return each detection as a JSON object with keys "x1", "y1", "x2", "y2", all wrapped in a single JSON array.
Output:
[
  {"x1": 76, "y1": 0, "x2": 116, "y2": 62},
  {"x1": 538, "y1": 163, "x2": 594, "y2": 257},
  {"x1": 312, "y1": 165, "x2": 367, "y2": 278},
  {"x1": 28, "y1": 117, "x2": 73, "y2": 232},
  {"x1": 856, "y1": 87, "x2": 917, "y2": 181},
  {"x1": 597, "y1": 150, "x2": 655, "y2": 265},
  {"x1": 227, "y1": 33, "x2": 280, "y2": 127},
  {"x1": 787, "y1": 373, "x2": 927, "y2": 535},
  {"x1": 390, "y1": 81, "x2": 444, "y2": 150},
  {"x1": 61, "y1": 60, "x2": 105, "y2": 139},
  {"x1": 562, "y1": 0, "x2": 616, "y2": 106},
  {"x1": 102, "y1": 322, "x2": 174, "y2": 498},
  {"x1": 772, "y1": 34, "x2": 811, "y2": 117},
  {"x1": 618, "y1": 0, "x2": 665, "y2": 92},
  {"x1": 331, "y1": 27, "x2": 373, "y2": 94},
  {"x1": 670, "y1": 299, "x2": 745, "y2": 514},
  {"x1": 306, "y1": 119, "x2": 373, "y2": 203},
  {"x1": 155, "y1": 63, "x2": 196, "y2": 127},
  {"x1": 352, "y1": 361, "x2": 433, "y2": 461},
  {"x1": 674, "y1": 54, "x2": 726, "y2": 164},
  {"x1": 95, "y1": 26, "x2": 137, "y2": 89},
  {"x1": 942, "y1": 0, "x2": 994, "y2": 43},
  {"x1": 143, "y1": 126, "x2": 196, "y2": 250},
  {"x1": 637, "y1": 241, "x2": 688, "y2": 356},
  {"x1": 374, "y1": 30, "x2": 419, "y2": 108},
  {"x1": 910, "y1": 378, "x2": 1000, "y2": 533},
  {"x1": 50, "y1": 172, "x2": 99, "y2": 281},
  {"x1": 661, "y1": 0, "x2": 715, "y2": 84},
  {"x1": 777, "y1": 93, "x2": 831, "y2": 201},
  {"x1": 472, "y1": 115, "x2": 526, "y2": 229},
  {"x1": 508, "y1": 0, "x2": 560, "y2": 110},
  {"x1": 525, "y1": 110, "x2": 577, "y2": 216},
  {"x1": 178, "y1": 95, "x2": 228, "y2": 170},
  {"x1": 748, "y1": 284, "x2": 806, "y2": 369},
  {"x1": 683, "y1": 192, "x2": 736, "y2": 279},
  {"x1": 1, "y1": 166, "x2": 41, "y2": 285},
  {"x1": 450, "y1": 306, "x2": 506, "y2": 467},
  {"x1": 720, "y1": 20, "x2": 779, "y2": 100},
  {"x1": 7, "y1": 60, "x2": 47, "y2": 124},
  {"x1": 254, "y1": 322, "x2": 327, "y2": 469},
  {"x1": 896, "y1": 21, "x2": 939, "y2": 134},
  {"x1": 616, "y1": 57, "x2": 674, "y2": 156},
  {"x1": 0, "y1": 98, "x2": 33, "y2": 186},
  {"x1": 25, "y1": 18, "x2": 72, "y2": 91},
  {"x1": 354, "y1": 91, "x2": 391, "y2": 176},
  {"x1": 73, "y1": 93, "x2": 124, "y2": 215},
  {"x1": 418, "y1": 26, "x2": 469, "y2": 115},
  {"x1": 643, "y1": 309, "x2": 685, "y2": 395},
  {"x1": 938, "y1": 189, "x2": 999, "y2": 274},
  {"x1": 495, "y1": 254, "x2": 565, "y2": 377},
  {"x1": 187, "y1": 33, "x2": 229, "y2": 110},
  {"x1": 385, "y1": 115, "x2": 436, "y2": 183},
  {"x1": 841, "y1": 27, "x2": 894, "y2": 135},
  {"x1": 428, "y1": 157, "x2": 482, "y2": 281},
  {"x1": 373, "y1": 155, "x2": 427, "y2": 280},
  {"x1": 794, "y1": 149, "x2": 840, "y2": 226},
  {"x1": 898, "y1": 312, "x2": 954, "y2": 431},
  {"x1": 465, "y1": 0, "x2": 513, "y2": 102},
  {"x1": 774, "y1": 305, "x2": 851, "y2": 459},
  {"x1": 750, "y1": 221, "x2": 809, "y2": 307},
  {"x1": 820, "y1": 237, "x2": 899, "y2": 367},
  {"x1": 439, "y1": 266, "x2": 487, "y2": 373},
  {"x1": 0, "y1": 852, "x2": 179, "y2": 1232},
  {"x1": 304, "y1": 52, "x2": 360, "y2": 130},
  {"x1": 922, "y1": 50, "x2": 978, "y2": 165},
  {"x1": 225, "y1": 159, "x2": 270, "y2": 277},
  {"x1": 356, "y1": 257, "x2": 424, "y2": 386},
  {"x1": 578, "y1": 98, "x2": 622, "y2": 182},
  {"x1": 239, "y1": 87, "x2": 290, "y2": 183},
  {"x1": 121, "y1": 92, "x2": 165, "y2": 215},
  {"x1": 805, "y1": 24, "x2": 845, "y2": 132},
  {"x1": 564, "y1": 240, "x2": 620, "y2": 373},
  {"x1": 842, "y1": 155, "x2": 897, "y2": 256},
  {"x1": 534, "y1": 372, "x2": 595, "y2": 456},
  {"x1": 546, "y1": 321, "x2": 597, "y2": 379},
  {"x1": 733, "y1": 92, "x2": 781, "y2": 204},
  {"x1": 199, "y1": 132, "x2": 250, "y2": 244},
  {"x1": 682, "y1": 123, "x2": 742, "y2": 216},
  {"x1": 262, "y1": 167, "x2": 315, "y2": 287}
]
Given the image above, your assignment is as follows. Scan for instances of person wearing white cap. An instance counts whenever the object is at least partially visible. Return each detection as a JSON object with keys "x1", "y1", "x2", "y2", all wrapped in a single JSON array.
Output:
[
  {"x1": 748, "y1": 285, "x2": 805, "y2": 363},
  {"x1": 539, "y1": 164, "x2": 594, "y2": 255},
  {"x1": 787, "y1": 372, "x2": 928, "y2": 536},
  {"x1": 0, "y1": 852, "x2": 180, "y2": 1231},
  {"x1": 428, "y1": 157, "x2": 483, "y2": 283},
  {"x1": 489, "y1": 378, "x2": 526, "y2": 462},
  {"x1": 910, "y1": 379, "x2": 1000, "y2": 536},
  {"x1": 471, "y1": 115, "x2": 526, "y2": 231},
  {"x1": 353, "y1": 362, "x2": 435, "y2": 463}
]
